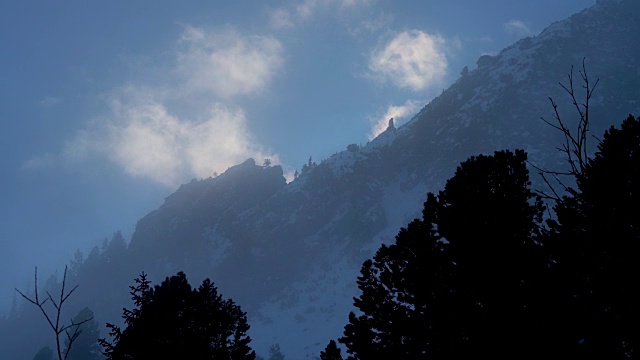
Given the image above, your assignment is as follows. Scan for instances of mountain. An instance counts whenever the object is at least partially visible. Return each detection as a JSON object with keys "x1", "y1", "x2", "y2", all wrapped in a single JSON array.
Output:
[
  {"x1": 4, "y1": 1, "x2": 640, "y2": 359},
  {"x1": 129, "y1": 1, "x2": 640, "y2": 356}
]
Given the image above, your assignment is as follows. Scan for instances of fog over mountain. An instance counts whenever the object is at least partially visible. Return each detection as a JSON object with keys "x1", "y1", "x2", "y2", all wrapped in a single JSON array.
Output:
[{"x1": 3, "y1": 0, "x2": 640, "y2": 358}]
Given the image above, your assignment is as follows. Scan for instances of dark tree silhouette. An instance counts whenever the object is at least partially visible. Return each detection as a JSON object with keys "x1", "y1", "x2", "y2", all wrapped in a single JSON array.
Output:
[
  {"x1": 301, "y1": 156, "x2": 317, "y2": 174},
  {"x1": 436, "y1": 150, "x2": 548, "y2": 358},
  {"x1": 535, "y1": 62, "x2": 640, "y2": 358},
  {"x1": 340, "y1": 194, "x2": 453, "y2": 359},
  {"x1": 340, "y1": 150, "x2": 547, "y2": 359},
  {"x1": 100, "y1": 271, "x2": 255, "y2": 360},
  {"x1": 320, "y1": 340, "x2": 343, "y2": 360},
  {"x1": 548, "y1": 115, "x2": 640, "y2": 358}
]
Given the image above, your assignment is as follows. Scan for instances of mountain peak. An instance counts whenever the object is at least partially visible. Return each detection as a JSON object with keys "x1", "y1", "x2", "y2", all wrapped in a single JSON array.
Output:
[{"x1": 39, "y1": 2, "x2": 640, "y2": 358}]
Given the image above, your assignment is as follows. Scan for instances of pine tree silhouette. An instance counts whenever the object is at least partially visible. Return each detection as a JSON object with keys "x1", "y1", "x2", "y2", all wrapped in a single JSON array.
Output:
[
  {"x1": 340, "y1": 150, "x2": 547, "y2": 359},
  {"x1": 100, "y1": 271, "x2": 255, "y2": 360},
  {"x1": 549, "y1": 115, "x2": 640, "y2": 358},
  {"x1": 320, "y1": 340, "x2": 343, "y2": 360}
]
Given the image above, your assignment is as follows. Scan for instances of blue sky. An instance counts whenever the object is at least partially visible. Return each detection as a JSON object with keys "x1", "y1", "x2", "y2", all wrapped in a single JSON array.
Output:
[{"x1": 0, "y1": 0, "x2": 595, "y2": 309}]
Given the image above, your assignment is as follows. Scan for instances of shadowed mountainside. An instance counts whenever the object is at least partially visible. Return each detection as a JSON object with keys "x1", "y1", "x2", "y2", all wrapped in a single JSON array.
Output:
[{"x1": 3, "y1": 1, "x2": 640, "y2": 359}]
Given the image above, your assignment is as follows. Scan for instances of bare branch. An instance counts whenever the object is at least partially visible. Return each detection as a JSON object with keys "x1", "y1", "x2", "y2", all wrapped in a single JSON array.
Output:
[
  {"x1": 15, "y1": 265, "x2": 87, "y2": 360},
  {"x1": 62, "y1": 316, "x2": 93, "y2": 360},
  {"x1": 46, "y1": 291, "x2": 60, "y2": 311},
  {"x1": 536, "y1": 59, "x2": 599, "y2": 200},
  {"x1": 61, "y1": 285, "x2": 79, "y2": 304},
  {"x1": 15, "y1": 268, "x2": 58, "y2": 333},
  {"x1": 60, "y1": 316, "x2": 93, "y2": 334}
]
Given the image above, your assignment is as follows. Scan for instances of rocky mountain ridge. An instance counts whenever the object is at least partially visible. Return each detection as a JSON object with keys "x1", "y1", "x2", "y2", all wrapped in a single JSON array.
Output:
[
  {"x1": 124, "y1": 2, "x2": 640, "y2": 357},
  {"x1": 3, "y1": 1, "x2": 640, "y2": 359}
]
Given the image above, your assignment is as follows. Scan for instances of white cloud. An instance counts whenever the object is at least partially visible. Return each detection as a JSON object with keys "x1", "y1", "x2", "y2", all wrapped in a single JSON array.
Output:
[
  {"x1": 504, "y1": 20, "x2": 532, "y2": 38},
  {"x1": 49, "y1": 25, "x2": 284, "y2": 187},
  {"x1": 177, "y1": 26, "x2": 284, "y2": 98},
  {"x1": 369, "y1": 99, "x2": 421, "y2": 140},
  {"x1": 63, "y1": 88, "x2": 276, "y2": 187},
  {"x1": 369, "y1": 30, "x2": 448, "y2": 91}
]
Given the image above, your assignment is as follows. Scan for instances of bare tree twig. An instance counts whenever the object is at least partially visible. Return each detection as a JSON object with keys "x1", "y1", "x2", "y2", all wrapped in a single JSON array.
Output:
[
  {"x1": 537, "y1": 59, "x2": 599, "y2": 201},
  {"x1": 15, "y1": 266, "x2": 92, "y2": 360}
]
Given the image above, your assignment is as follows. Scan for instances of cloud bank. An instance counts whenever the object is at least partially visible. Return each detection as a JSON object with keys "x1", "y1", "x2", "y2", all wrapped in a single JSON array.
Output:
[
  {"x1": 369, "y1": 30, "x2": 448, "y2": 91},
  {"x1": 27, "y1": 26, "x2": 283, "y2": 187},
  {"x1": 177, "y1": 26, "x2": 283, "y2": 97},
  {"x1": 63, "y1": 89, "x2": 275, "y2": 186}
]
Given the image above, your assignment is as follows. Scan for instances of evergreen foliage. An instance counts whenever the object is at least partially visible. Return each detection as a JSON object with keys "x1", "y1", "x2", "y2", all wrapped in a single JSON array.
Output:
[
  {"x1": 436, "y1": 149, "x2": 548, "y2": 358},
  {"x1": 320, "y1": 340, "x2": 343, "y2": 360},
  {"x1": 340, "y1": 149, "x2": 547, "y2": 359},
  {"x1": 100, "y1": 271, "x2": 255, "y2": 360},
  {"x1": 341, "y1": 194, "x2": 452, "y2": 359},
  {"x1": 548, "y1": 114, "x2": 640, "y2": 358},
  {"x1": 301, "y1": 156, "x2": 317, "y2": 174},
  {"x1": 340, "y1": 114, "x2": 640, "y2": 359}
]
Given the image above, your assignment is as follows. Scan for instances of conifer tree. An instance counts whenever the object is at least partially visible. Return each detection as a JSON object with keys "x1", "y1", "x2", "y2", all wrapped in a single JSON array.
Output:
[
  {"x1": 100, "y1": 271, "x2": 255, "y2": 360},
  {"x1": 340, "y1": 150, "x2": 547, "y2": 359},
  {"x1": 549, "y1": 115, "x2": 640, "y2": 358},
  {"x1": 436, "y1": 150, "x2": 547, "y2": 358},
  {"x1": 320, "y1": 340, "x2": 343, "y2": 360},
  {"x1": 341, "y1": 192, "x2": 456, "y2": 359}
]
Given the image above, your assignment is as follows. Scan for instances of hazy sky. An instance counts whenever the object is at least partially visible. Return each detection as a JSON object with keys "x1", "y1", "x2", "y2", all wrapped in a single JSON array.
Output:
[{"x1": 0, "y1": 0, "x2": 595, "y2": 310}]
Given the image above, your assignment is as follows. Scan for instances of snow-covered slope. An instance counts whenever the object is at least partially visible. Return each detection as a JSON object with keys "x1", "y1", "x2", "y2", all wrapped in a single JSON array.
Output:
[{"x1": 121, "y1": 1, "x2": 640, "y2": 358}]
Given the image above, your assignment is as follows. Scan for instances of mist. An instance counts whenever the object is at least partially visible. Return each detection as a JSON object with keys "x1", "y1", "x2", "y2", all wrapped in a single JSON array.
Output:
[{"x1": 1, "y1": 0, "x2": 611, "y2": 359}]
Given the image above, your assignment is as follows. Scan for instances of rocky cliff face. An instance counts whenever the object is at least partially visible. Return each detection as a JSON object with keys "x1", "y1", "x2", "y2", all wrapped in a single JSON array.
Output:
[{"x1": 71, "y1": 1, "x2": 640, "y2": 357}]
